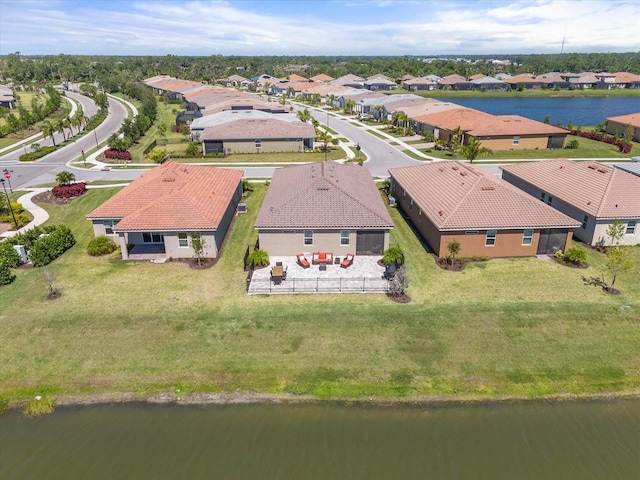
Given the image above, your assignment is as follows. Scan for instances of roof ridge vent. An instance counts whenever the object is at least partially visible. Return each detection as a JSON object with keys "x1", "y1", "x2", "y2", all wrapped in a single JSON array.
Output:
[{"x1": 597, "y1": 168, "x2": 608, "y2": 173}]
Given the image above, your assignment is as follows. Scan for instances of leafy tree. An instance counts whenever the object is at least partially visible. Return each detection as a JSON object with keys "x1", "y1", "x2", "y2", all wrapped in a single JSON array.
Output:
[
  {"x1": 180, "y1": 125, "x2": 190, "y2": 141},
  {"x1": 459, "y1": 137, "x2": 492, "y2": 163},
  {"x1": 55, "y1": 170, "x2": 75, "y2": 186},
  {"x1": 190, "y1": 232, "x2": 206, "y2": 266},
  {"x1": 388, "y1": 265, "x2": 409, "y2": 297},
  {"x1": 447, "y1": 239, "x2": 461, "y2": 265},
  {"x1": 602, "y1": 220, "x2": 634, "y2": 293},
  {"x1": 148, "y1": 147, "x2": 168, "y2": 164},
  {"x1": 185, "y1": 142, "x2": 200, "y2": 157}
]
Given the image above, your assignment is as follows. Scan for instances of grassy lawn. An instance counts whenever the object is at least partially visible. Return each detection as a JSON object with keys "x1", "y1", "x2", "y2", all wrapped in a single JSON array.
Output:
[
  {"x1": 419, "y1": 136, "x2": 640, "y2": 160},
  {"x1": 1, "y1": 186, "x2": 639, "y2": 406}
]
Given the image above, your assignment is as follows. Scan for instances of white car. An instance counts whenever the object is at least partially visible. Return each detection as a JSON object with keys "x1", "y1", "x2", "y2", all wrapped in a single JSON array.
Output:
[{"x1": 357, "y1": 113, "x2": 373, "y2": 121}]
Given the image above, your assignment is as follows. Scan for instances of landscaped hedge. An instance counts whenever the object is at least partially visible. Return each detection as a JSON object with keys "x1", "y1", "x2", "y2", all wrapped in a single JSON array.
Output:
[
  {"x1": 0, "y1": 263, "x2": 15, "y2": 286},
  {"x1": 87, "y1": 235, "x2": 118, "y2": 256},
  {"x1": 27, "y1": 225, "x2": 75, "y2": 267},
  {"x1": 568, "y1": 130, "x2": 633, "y2": 153},
  {"x1": 7, "y1": 224, "x2": 75, "y2": 267},
  {"x1": 0, "y1": 241, "x2": 21, "y2": 269},
  {"x1": 104, "y1": 149, "x2": 132, "y2": 161},
  {"x1": 19, "y1": 146, "x2": 56, "y2": 162},
  {"x1": 52, "y1": 182, "x2": 87, "y2": 199}
]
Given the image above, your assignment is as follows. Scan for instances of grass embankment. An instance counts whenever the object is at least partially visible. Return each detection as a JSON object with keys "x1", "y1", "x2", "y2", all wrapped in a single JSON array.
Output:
[{"x1": 2, "y1": 186, "x2": 638, "y2": 407}]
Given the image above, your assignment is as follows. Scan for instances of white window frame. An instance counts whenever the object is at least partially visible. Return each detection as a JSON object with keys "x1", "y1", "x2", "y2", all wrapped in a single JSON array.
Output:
[
  {"x1": 303, "y1": 230, "x2": 314, "y2": 246},
  {"x1": 513, "y1": 136, "x2": 520, "y2": 145},
  {"x1": 340, "y1": 230, "x2": 350, "y2": 246},
  {"x1": 485, "y1": 229, "x2": 497, "y2": 246},
  {"x1": 103, "y1": 220, "x2": 117, "y2": 235},
  {"x1": 178, "y1": 232, "x2": 189, "y2": 248},
  {"x1": 626, "y1": 220, "x2": 637, "y2": 235},
  {"x1": 581, "y1": 215, "x2": 588, "y2": 230},
  {"x1": 255, "y1": 139, "x2": 262, "y2": 148},
  {"x1": 522, "y1": 229, "x2": 534, "y2": 245}
]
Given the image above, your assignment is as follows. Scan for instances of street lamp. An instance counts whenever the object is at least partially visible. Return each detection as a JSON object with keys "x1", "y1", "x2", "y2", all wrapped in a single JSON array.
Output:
[
  {"x1": 93, "y1": 128, "x2": 99, "y2": 149},
  {"x1": 0, "y1": 178, "x2": 19, "y2": 229}
]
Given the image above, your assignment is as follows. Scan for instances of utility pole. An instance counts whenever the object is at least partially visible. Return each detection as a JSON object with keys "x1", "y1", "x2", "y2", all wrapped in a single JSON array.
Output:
[{"x1": 3, "y1": 169, "x2": 13, "y2": 192}]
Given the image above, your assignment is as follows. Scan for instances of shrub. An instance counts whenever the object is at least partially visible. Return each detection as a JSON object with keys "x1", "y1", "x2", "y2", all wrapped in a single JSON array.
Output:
[
  {"x1": 19, "y1": 146, "x2": 56, "y2": 162},
  {"x1": 27, "y1": 224, "x2": 75, "y2": 267},
  {"x1": 564, "y1": 245, "x2": 588, "y2": 265},
  {"x1": 52, "y1": 182, "x2": 87, "y2": 199},
  {"x1": 0, "y1": 213, "x2": 30, "y2": 228},
  {"x1": 248, "y1": 248, "x2": 269, "y2": 267},
  {"x1": 0, "y1": 263, "x2": 15, "y2": 286},
  {"x1": 9, "y1": 202, "x2": 23, "y2": 214},
  {"x1": 185, "y1": 142, "x2": 200, "y2": 157},
  {"x1": 382, "y1": 245, "x2": 405, "y2": 266},
  {"x1": 566, "y1": 139, "x2": 579, "y2": 149},
  {"x1": 87, "y1": 235, "x2": 118, "y2": 256},
  {"x1": 104, "y1": 149, "x2": 132, "y2": 161},
  {"x1": 0, "y1": 241, "x2": 21, "y2": 268}
]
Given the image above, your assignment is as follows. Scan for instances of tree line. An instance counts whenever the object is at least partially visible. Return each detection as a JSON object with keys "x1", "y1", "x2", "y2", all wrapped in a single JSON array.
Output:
[{"x1": 2, "y1": 52, "x2": 639, "y2": 86}]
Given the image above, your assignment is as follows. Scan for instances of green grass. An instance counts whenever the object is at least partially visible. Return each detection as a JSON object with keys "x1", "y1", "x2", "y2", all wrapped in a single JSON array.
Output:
[
  {"x1": 0, "y1": 186, "x2": 639, "y2": 406},
  {"x1": 420, "y1": 137, "x2": 640, "y2": 161}
]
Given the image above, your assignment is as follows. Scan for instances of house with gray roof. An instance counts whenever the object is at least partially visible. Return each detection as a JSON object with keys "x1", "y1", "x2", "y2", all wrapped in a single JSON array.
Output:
[
  {"x1": 255, "y1": 162, "x2": 394, "y2": 256},
  {"x1": 470, "y1": 76, "x2": 507, "y2": 90},
  {"x1": 190, "y1": 110, "x2": 301, "y2": 140},
  {"x1": 389, "y1": 162, "x2": 579, "y2": 258},
  {"x1": 501, "y1": 160, "x2": 640, "y2": 247},
  {"x1": 0, "y1": 85, "x2": 16, "y2": 109}
]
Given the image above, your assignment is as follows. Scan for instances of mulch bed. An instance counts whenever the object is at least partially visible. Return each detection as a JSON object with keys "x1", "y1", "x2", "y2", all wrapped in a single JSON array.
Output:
[
  {"x1": 171, "y1": 258, "x2": 217, "y2": 270},
  {"x1": 46, "y1": 292, "x2": 62, "y2": 300},
  {"x1": 388, "y1": 294, "x2": 411, "y2": 303},
  {"x1": 31, "y1": 191, "x2": 73, "y2": 206},
  {"x1": 434, "y1": 255, "x2": 466, "y2": 271},
  {"x1": 0, "y1": 222, "x2": 12, "y2": 235}
]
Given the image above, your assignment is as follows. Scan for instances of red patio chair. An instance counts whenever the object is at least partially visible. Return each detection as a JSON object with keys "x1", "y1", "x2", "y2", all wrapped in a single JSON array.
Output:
[
  {"x1": 297, "y1": 253, "x2": 310, "y2": 268},
  {"x1": 341, "y1": 253, "x2": 354, "y2": 268}
]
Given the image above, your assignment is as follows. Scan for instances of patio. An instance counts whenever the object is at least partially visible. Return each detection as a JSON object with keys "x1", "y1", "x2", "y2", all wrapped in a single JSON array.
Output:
[{"x1": 247, "y1": 255, "x2": 390, "y2": 294}]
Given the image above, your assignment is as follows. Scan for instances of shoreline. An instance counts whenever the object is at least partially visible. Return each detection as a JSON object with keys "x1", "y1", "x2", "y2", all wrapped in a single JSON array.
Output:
[{"x1": 4, "y1": 389, "x2": 639, "y2": 414}]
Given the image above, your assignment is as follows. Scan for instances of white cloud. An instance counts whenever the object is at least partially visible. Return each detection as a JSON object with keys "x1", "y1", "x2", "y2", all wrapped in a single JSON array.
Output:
[{"x1": 0, "y1": 0, "x2": 638, "y2": 55}]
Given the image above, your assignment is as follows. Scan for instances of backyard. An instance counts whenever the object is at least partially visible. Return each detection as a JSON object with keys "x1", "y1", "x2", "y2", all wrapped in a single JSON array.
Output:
[{"x1": 0, "y1": 184, "x2": 638, "y2": 407}]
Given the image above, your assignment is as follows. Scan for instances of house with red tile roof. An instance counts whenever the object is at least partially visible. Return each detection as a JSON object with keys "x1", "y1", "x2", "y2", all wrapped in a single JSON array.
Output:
[
  {"x1": 606, "y1": 112, "x2": 640, "y2": 142},
  {"x1": 86, "y1": 162, "x2": 244, "y2": 260},
  {"x1": 501, "y1": 160, "x2": 640, "y2": 247},
  {"x1": 255, "y1": 162, "x2": 394, "y2": 256},
  {"x1": 389, "y1": 162, "x2": 579, "y2": 258},
  {"x1": 310, "y1": 73, "x2": 334, "y2": 83}
]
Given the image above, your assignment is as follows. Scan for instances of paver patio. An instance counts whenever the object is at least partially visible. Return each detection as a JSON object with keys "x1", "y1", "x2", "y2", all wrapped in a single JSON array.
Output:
[{"x1": 247, "y1": 255, "x2": 390, "y2": 294}]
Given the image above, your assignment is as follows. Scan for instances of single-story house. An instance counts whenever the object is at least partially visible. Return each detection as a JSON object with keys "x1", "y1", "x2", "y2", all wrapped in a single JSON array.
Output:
[
  {"x1": 86, "y1": 162, "x2": 244, "y2": 260},
  {"x1": 254, "y1": 161, "x2": 394, "y2": 256},
  {"x1": 402, "y1": 77, "x2": 437, "y2": 91},
  {"x1": 389, "y1": 162, "x2": 579, "y2": 258},
  {"x1": 190, "y1": 110, "x2": 301, "y2": 140},
  {"x1": 310, "y1": 73, "x2": 334, "y2": 83},
  {"x1": 0, "y1": 85, "x2": 16, "y2": 109},
  {"x1": 470, "y1": 76, "x2": 507, "y2": 90},
  {"x1": 364, "y1": 75, "x2": 397, "y2": 91},
  {"x1": 438, "y1": 74, "x2": 472, "y2": 90},
  {"x1": 501, "y1": 160, "x2": 640, "y2": 247},
  {"x1": 606, "y1": 112, "x2": 640, "y2": 142},
  {"x1": 200, "y1": 117, "x2": 316, "y2": 154}
]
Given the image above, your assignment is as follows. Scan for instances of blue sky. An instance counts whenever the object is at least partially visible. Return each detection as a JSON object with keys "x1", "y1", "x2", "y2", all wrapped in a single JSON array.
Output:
[{"x1": 1, "y1": 0, "x2": 638, "y2": 56}]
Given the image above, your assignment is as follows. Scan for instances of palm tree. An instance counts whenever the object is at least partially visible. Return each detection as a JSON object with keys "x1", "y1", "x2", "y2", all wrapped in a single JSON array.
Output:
[
  {"x1": 41, "y1": 120, "x2": 56, "y2": 146},
  {"x1": 55, "y1": 170, "x2": 75, "y2": 186},
  {"x1": 55, "y1": 119, "x2": 68, "y2": 142},
  {"x1": 459, "y1": 137, "x2": 492, "y2": 163},
  {"x1": 345, "y1": 99, "x2": 356, "y2": 115},
  {"x1": 296, "y1": 108, "x2": 311, "y2": 123},
  {"x1": 327, "y1": 94, "x2": 336, "y2": 110}
]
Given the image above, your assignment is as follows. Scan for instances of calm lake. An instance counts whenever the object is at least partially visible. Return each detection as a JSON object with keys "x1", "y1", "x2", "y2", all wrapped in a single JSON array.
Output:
[
  {"x1": 436, "y1": 96, "x2": 640, "y2": 126},
  {"x1": 1, "y1": 399, "x2": 638, "y2": 479}
]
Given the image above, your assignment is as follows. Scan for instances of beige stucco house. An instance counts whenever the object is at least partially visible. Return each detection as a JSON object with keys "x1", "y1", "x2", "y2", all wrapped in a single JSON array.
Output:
[
  {"x1": 501, "y1": 160, "x2": 640, "y2": 247},
  {"x1": 254, "y1": 162, "x2": 394, "y2": 256},
  {"x1": 86, "y1": 162, "x2": 244, "y2": 260}
]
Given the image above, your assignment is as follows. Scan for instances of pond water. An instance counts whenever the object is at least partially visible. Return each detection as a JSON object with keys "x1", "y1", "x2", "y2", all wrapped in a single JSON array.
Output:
[
  {"x1": 1, "y1": 399, "x2": 638, "y2": 479},
  {"x1": 436, "y1": 96, "x2": 640, "y2": 126}
]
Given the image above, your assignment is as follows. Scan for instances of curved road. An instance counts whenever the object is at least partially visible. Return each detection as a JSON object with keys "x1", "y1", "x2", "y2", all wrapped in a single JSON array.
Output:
[{"x1": 1, "y1": 94, "x2": 128, "y2": 189}]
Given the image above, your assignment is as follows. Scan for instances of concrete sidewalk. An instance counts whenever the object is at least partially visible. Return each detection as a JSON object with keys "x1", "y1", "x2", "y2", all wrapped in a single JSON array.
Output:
[{"x1": 0, "y1": 188, "x2": 50, "y2": 240}]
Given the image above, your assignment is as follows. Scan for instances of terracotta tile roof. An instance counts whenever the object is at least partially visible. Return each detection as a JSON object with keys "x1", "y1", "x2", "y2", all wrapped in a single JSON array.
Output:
[
  {"x1": 201, "y1": 118, "x2": 316, "y2": 140},
  {"x1": 501, "y1": 160, "x2": 640, "y2": 219},
  {"x1": 255, "y1": 162, "x2": 393, "y2": 229},
  {"x1": 468, "y1": 74, "x2": 486, "y2": 80},
  {"x1": 288, "y1": 74, "x2": 308, "y2": 82},
  {"x1": 389, "y1": 162, "x2": 579, "y2": 231},
  {"x1": 310, "y1": 73, "x2": 334, "y2": 82},
  {"x1": 613, "y1": 72, "x2": 640, "y2": 83},
  {"x1": 503, "y1": 75, "x2": 545, "y2": 85},
  {"x1": 439, "y1": 74, "x2": 469, "y2": 85},
  {"x1": 416, "y1": 107, "x2": 494, "y2": 129},
  {"x1": 606, "y1": 112, "x2": 640, "y2": 127},
  {"x1": 402, "y1": 101, "x2": 463, "y2": 120},
  {"x1": 202, "y1": 98, "x2": 290, "y2": 115},
  {"x1": 86, "y1": 162, "x2": 243, "y2": 231},
  {"x1": 468, "y1": 115, "x2": 568, "y2": 136},
  {"x1": 403, "y1": 77, "x2": 436, "y2": 86}
]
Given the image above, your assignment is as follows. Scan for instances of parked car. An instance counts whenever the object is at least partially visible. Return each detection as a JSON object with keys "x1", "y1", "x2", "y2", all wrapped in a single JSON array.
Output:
[{"x1": 357, "y1": 113, "x2": 373, "y2": 121}]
